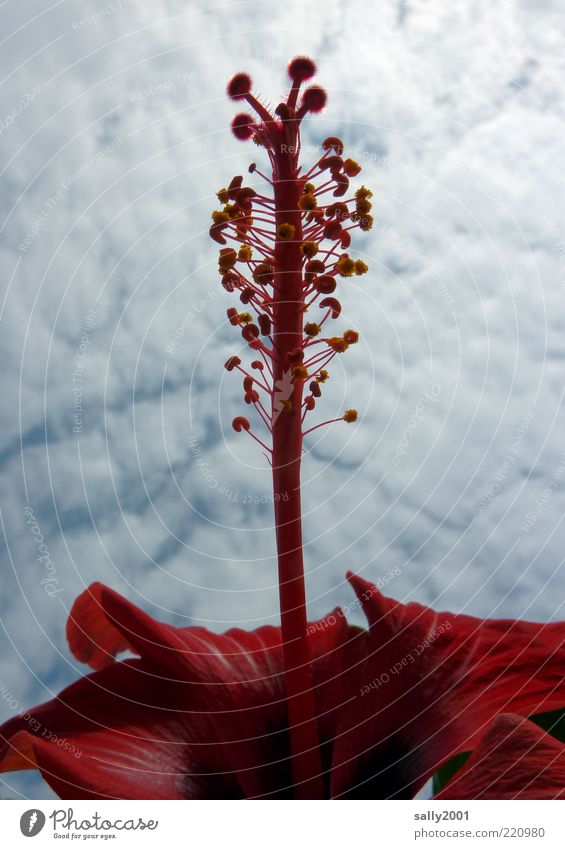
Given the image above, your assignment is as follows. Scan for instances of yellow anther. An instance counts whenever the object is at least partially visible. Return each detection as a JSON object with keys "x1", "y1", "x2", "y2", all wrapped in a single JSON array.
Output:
[
  {"x1": 304, "y1": 322, "x2": 321, "y2": 337},
  {"x1": 291, "y1": 365, "x2": 309, "y2": 380},
  {"x1": 354, "y1": 260, "x2": 369, "y2": 275},
  {"x1": 224, "y1": 203, "x2": 240, "y2": 220},
  {"x1": 306, "y1": 209, "x2": 324, "y2": 223},
  {"x1": 343, "y1": 409, "x2": 358, "y2": 423},
  {"x1": 253, "y1": 262, "x2": 273, "y2": 284},
  {"x1": 343, "y1": 158, "x2": 362, "y2": 177},
  {"x1": 304, "y1": 182, "x2": 316, "y2": 193},
  {"x1": 356, "y1": 198, "x2": 372, "y2": 215},
  {"x1": 318, "y1": 369, "x2": 330, "y2": 382},
  {"x1": 212, "y1": 210, "x2": 230, "y2": 224},
  {"x1": 300, "y1": 240, "x2": 319, "y2": 259},
  {"x1": 238, "y1": 245, "x2": 253, "y2": 261},
  {"x1": 327, "y1": 337, "x2": 349, "y2": 353},
  {"x1": 217, "y1": 188, "x2": 229, "y2": 204},
  {"x1": 358, "y1": 213, "x2": 374, "y2": 232},
  {"x1": 343, "y1": 329, "x2": 359, "y2": 345},
  {"x1": 277, "y1": 223, "x2": 296, "y2": 240},
  {"x1": 355, "y1": 186, "x2": 373, "y2": 201},
  {"x1": 218, "y1": 248, "x2": 237, "y2": 271},
  {"x1": 298, "y1": 193, "x2": 317, "y2": 211},
  {"x1": 335, "y1": 254, "x2": 356, "y2": 277},
  {"x1": 238, "y1": 312, "x2": 253, "y2": 324}
]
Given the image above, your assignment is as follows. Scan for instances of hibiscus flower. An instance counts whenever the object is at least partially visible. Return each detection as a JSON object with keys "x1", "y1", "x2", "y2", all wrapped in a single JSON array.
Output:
[{"x1": 3, "y1": 56, "x2": 562, "y2": 804}]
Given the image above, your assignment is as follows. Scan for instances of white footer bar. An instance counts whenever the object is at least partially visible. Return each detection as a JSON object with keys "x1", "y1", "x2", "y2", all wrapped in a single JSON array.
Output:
[{"x1": 2, "y1": 799, "x2": 564, "y2": 848}]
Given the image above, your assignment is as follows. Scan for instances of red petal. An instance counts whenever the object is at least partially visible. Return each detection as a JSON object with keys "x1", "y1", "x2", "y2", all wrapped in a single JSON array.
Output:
[
  {"x1": 330, "y1": 572, "x2": 565, "y2": 798},
  {"x1": 67, "y1": 582, "x2": 129, "y2": 669},
  {"x1": 3, "y1": 584, "x2": 351, "y2": 799},
  {"x1": 67, "y1": 583, "x2": 290, "y2": 685},
  {"x1": 6, "y1": 576, "x2": 564, "y2": 799},
  {"x1": 0, "y1": 660, "x2": 281, "y2": 799},
  {"x1": 436, "y1": 714, "x2": 565, "y2": 799}
]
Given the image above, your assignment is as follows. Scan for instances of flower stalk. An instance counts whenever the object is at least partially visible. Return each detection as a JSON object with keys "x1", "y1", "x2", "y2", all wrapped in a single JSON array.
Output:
[
  {"x1": 271, "y1": 144, "x2": 323, "y2": 798},
  {"x1": 214, "y1": 56, "x2": 373, "y2": 798}
]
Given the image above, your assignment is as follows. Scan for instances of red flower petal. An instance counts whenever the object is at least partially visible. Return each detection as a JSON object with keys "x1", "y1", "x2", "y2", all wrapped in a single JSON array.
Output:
[
  {"x1": 2, "y1": 584, "x2": 351, "y2": 799},
  {"x1": 4, "y1": 576, "x2": 564, "y2": 799},
  {"x1": 329, "y1": 573, "x2": 565, "y2": 798},
  {"x1": 67, "y1": 583, "x2": 128, "y2": 669},
  {"x1": 436, "y1": 714, "x2": 565, "y2": 799},
  {"x1": 0, "y1": 659, "x2": 284, "y2": 799}
]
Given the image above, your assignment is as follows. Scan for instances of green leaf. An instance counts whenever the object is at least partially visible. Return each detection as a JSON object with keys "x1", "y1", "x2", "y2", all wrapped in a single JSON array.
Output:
[
  {"x1": 530, "y1": 707, "x2": 565, "y2": 742},
  {"x1": 432, "y1": 750, "x2": 471, "y2": 796}
]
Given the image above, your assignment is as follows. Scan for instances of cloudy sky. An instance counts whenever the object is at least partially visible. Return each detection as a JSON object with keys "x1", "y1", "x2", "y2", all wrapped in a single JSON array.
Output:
[{"x1": 1, "y1": 0, "x2": 565, "y2": 799}]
